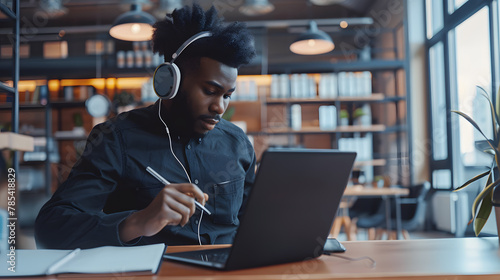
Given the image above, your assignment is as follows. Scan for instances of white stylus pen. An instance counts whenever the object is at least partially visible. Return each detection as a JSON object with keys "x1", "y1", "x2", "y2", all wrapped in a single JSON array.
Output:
[{"x1": 146, "y1": 166, "x2": 212, "y2": 215}]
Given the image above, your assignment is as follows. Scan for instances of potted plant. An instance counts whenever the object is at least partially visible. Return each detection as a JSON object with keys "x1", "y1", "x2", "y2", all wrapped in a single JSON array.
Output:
[
  {"x1": 113, "y1": 90, "x2": 136, "y2": 114},
  {"x1": 72, "y1": 112, "x2": 85, "y2": 136},
  {"x1": 452, "y1": 86, "x2": 500, "y2": 239},
  {"x1": 340, "y1": 109, "x2": 349, "y2": 126}
]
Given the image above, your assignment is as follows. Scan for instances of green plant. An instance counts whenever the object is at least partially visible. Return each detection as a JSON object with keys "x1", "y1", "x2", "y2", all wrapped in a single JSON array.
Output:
[
  {"x1": 452, "y1": 86, "x2": 500, "y2": 236},
  {"x1": 340, "y1": 109, "x2": 349, "y2": 120},
  {"x1": 113, "y1": 91, "x2": 135, "y2": 107},
  {"x1": 73, "y1": 113, "x2": 83, "y2": 127},
  {"x1": 352, "y1": 107, "x2": 365, "y2": 119}
]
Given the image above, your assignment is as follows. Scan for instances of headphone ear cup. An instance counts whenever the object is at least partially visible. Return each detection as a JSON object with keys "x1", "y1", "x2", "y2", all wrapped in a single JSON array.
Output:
[{"x1": 153, "y1": 62, "x2": 181, "y2": 100}]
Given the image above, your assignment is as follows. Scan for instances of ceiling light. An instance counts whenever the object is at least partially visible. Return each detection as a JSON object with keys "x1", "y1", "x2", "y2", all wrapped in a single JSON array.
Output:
[
  {"x1": 340, "y1": 20, "x2": 348, "y2": 28},
  {"x1": 153, "y1": 0, "x2": 183, "y2": 19},
  {"x1": 239, "y1": 0, "x2": 275, "y2": 16},
  {"x1": 39, "y1": 0, "x2": 68, "y2": 18},
  {"x1": 289, "y1": 21, "x2": 334, "y2": 55},
  {"x1": 109, "y1": 4, "x2": 156, "y2": 41}
]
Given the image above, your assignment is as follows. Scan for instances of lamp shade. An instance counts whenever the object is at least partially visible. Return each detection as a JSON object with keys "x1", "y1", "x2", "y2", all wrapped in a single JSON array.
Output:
[
  {"x1": 109, "y1": 4, "x2": 156, "y2": 41},
  {"x1": 289, "y1": 21, "x2": 335, "y2": 55}
]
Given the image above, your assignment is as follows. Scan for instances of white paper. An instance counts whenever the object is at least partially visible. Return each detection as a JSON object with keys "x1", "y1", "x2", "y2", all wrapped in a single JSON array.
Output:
[{"x1": 0, "y1": 243, "x2": 165, "y2": 277}]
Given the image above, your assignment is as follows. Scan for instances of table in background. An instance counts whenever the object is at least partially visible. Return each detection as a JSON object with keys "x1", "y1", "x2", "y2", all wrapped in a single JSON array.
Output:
[
  {"x1": 342, "y1": 185, "x2": 409, "y2": 239},
  {"x1": 153, "y1": 237, "x2": 499, "y2": 280}
]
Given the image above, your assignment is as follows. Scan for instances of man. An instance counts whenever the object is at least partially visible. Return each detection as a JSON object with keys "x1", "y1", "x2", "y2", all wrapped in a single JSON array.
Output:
[{"x1": 35, "y1": 4, "x2": 256, "y2": 249}]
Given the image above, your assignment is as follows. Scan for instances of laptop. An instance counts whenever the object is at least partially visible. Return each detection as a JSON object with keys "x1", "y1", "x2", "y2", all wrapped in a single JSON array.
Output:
[{"x1": 163, "y1": 148, "x2": 356, "y2": 270}]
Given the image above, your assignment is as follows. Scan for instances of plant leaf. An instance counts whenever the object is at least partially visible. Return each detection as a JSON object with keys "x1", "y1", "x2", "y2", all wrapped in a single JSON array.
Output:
[
  {"x1": 483, "y1": 148, "x2": 496, "y2": 155},
  {"x1": 454, "y1": 170, "x2": 491, "y2": 192},
  {"x1": 496, "y1": 85, "x2": 500, "y2": 123},
  {"x1": 497, "y1": 129, "x2": 500, "y2": 149},
  {"x1": 452, "y1": 110, "x2": 495, "y2": 149},
  {"x1": 474, "y1": 188, "x2": 493, "y2": 236},
  {"x1": 477, "y1": 86, "x2": 499, "y2": 139},
  {"x1": 452, "y1": 110, "x2": 498, "y2": 153},
  {"x1": 471, "y1": 177, "x2": 500, "y2": 222},
  {"x1": 496, "y1": 155, "x2": 500, "y2": 175}
]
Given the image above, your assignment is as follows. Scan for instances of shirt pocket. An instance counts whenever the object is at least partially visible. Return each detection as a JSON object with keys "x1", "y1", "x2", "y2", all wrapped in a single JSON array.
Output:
[{"x1": 211, "y1": 177, "x2": 245, "y2": 225}]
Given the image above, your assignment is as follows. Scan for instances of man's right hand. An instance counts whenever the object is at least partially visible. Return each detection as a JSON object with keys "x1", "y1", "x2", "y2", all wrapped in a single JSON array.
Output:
[{"x1": 119, "y1": 183, "x2": 206, "y2": 243}]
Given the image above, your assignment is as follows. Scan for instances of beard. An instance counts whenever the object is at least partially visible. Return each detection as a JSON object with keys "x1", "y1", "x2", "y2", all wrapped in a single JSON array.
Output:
[{"x1": 164, "y1": 91, "x2": 197, "y2": 136}]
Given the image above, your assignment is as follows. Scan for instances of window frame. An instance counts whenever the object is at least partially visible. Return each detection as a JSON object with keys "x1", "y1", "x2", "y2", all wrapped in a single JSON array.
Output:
[{"x1": 425, "y1": 0, "x2": 500, "y2": 190}]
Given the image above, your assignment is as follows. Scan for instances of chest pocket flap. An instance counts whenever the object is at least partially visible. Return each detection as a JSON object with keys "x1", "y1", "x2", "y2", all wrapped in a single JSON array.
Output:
[{"x1": 210, "y1": 177, "x2": 245, "y2": 225}]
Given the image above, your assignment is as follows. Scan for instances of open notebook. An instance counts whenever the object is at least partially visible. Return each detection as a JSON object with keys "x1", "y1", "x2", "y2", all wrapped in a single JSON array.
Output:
[{"x1": 0, "y1": 243, "x2": 165, "y2": 277}]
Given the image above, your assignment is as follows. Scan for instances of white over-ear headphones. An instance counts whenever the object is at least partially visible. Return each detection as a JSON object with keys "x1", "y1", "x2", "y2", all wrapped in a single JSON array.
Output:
[{"x1": 153, "y1": 31, "x2": 212, "y2": 100}]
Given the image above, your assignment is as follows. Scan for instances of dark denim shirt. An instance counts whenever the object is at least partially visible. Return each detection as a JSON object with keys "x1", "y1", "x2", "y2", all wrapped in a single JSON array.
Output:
[{"x1": 35, "y1": 101, "x2": 256, "y2": 249}]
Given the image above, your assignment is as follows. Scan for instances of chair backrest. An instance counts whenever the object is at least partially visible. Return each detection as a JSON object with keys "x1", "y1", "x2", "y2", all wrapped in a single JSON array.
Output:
[
  {"x1": 409, "y1": 181, "x2": 431, "y2": 201},
  {"x1": 399, "y1": 181, "x2": 431, "y2": 230}
]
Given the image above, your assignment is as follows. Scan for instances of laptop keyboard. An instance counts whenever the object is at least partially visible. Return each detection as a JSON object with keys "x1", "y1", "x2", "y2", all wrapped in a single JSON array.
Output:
[{"x1": 199, "y1": 251, "x2": 229, "y2": 263}]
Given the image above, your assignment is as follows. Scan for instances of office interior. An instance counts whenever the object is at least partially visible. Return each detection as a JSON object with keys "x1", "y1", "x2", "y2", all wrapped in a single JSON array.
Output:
[{"x1": 0, "y1": 0, "x2": 499, "y2": 249}]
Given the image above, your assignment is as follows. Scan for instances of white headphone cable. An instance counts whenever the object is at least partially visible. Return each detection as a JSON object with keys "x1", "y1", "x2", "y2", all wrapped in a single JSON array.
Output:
[
  {"x1": 197, "y1": 210, "x2": 204, "y2": 245},
  {"x1": 158, "y1": 100, "x2": 192, "y2": 184},
  {"x1": 157, "y1": 100, "x2": 204, "y2": 246}
]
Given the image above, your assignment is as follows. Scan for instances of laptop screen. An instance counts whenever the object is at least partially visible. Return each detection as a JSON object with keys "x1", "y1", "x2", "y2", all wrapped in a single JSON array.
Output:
[{"x1": 164, "y1": 148, "x2": 356, "y2": 270}]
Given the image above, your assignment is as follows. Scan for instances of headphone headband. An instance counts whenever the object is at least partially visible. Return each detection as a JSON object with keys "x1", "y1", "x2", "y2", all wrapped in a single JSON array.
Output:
[{"x1": 171, "y1": 31, "x2": 212, "y2": 63}]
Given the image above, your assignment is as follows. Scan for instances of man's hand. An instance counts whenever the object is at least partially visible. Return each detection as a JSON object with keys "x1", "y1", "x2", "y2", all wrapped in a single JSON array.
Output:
[{"x1": 119, "y1": 183, "x2": 207, "y2": 243}]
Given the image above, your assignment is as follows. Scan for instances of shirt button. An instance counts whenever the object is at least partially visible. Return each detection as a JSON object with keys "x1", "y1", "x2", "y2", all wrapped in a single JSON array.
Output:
[
  {"x1": 198, "y1": 138, "x2": 202, "y2": 143},
  {"x1": 194, "y1": 179, "x2": 199, "y2": 184},
  {"x1": 195, "y1": 220, "x2": 199, "y2": 225},
  {"x1": 187, "y1": 144, "x2": 191, "y2": 149}
]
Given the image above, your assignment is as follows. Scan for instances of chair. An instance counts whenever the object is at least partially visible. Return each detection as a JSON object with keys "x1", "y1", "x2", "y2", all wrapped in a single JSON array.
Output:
[
  {"x1": 352, "y1": 182, "x2": 431, "y2": 240},
  {"x1": 350, "y1": 197, "x2": 387, "y2": 240},
  {"x1": 330, "y1": 200, "x2": 357, "y2": 240}
]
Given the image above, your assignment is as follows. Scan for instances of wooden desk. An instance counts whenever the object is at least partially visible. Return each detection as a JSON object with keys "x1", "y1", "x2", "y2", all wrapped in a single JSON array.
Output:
[
  {"x1": 165, "y1": 237, "x2": 500, "y2": 279},
  {"x1": 343, "y1": 186, "x2": 410, "y2": 239},
  {"x1": 52, "y1": 237, "x2": 499, "y2": 279}
]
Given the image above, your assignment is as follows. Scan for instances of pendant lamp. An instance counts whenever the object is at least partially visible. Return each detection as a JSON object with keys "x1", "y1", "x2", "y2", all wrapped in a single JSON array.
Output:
[
  {"x1": 289, "y1": 21, "x2": 335, "y2": 55},
  {"x1": 109, "y1": 4, "x2": 156, "y2": 41}
]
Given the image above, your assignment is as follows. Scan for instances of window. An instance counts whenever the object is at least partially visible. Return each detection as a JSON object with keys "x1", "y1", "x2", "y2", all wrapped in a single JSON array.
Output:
[
  {"x1": 426, "y1": 0, "x2": 444, "y2": 39},
  {"x1": 432, "y1": 169, "x2": 452, "y2": 189},
  {"x1": 452, "y1": 7, "x2": 492, "y2": 167},
  {"x1": 426, "y1": 0, "x2": 499, "y2": 189},
  {"x1": 429, "y1": 42, "x2": 448, "y2": 161},
  {"x1": 449, "y1": 0, "x2": 468, "y2": 13}
]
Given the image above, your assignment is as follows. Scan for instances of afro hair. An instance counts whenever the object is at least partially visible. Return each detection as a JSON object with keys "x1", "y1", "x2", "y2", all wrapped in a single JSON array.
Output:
[{"x1": 152, "y1": 4, "x2": 256, "y2": 69}]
